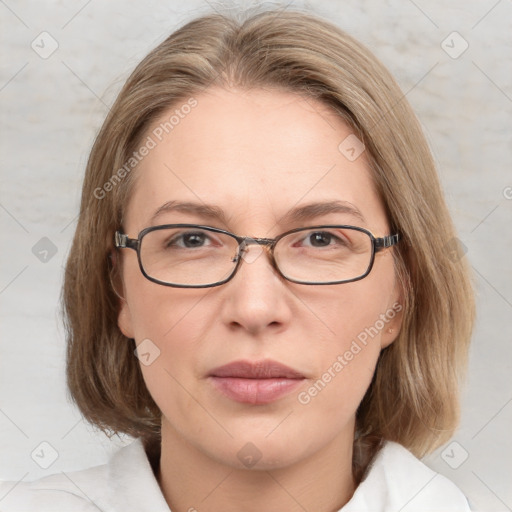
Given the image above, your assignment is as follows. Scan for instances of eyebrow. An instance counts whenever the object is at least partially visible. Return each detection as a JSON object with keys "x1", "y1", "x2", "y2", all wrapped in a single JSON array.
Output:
[
  {"x1": 279, "y1": 200, "x2": 366, "y2": 225},
  {"x1": 149, "y1": 199, "x2": 366, "y2": 226},
  {"x1": 150, "y1": 200, "x2": 229, "y2": 225}
]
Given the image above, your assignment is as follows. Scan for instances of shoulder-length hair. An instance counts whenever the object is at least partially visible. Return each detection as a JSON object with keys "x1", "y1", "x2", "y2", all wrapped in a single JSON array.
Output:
[{"x1": 63, "y1": 8, "x2": 475, "y2": 480}]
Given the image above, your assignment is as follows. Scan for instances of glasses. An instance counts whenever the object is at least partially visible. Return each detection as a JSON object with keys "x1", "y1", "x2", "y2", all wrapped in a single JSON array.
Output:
[{"x1": 114, "y1": 224, "x2": 400, "y2": 288}]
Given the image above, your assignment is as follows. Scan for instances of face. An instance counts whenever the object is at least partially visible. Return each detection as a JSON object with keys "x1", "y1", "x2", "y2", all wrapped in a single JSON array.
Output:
[{"x1": 117, "y1": 87, "x2": 402, "y2": 470}]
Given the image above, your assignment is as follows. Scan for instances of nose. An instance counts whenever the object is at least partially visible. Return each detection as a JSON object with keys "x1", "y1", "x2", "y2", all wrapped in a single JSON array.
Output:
[{"x1": 220, "y1": 243, "x2": 293, "y2": 335}]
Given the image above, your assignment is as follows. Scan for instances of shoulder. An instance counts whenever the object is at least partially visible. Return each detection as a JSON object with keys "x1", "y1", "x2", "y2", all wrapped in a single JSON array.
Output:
[
  {"x1": 343, "y1": 441, "x2": 471, "y2": 511},
  {"x1": 0, "y1": 439, "x2": 170, "y2": 512},
  {"x1": 0, "y1": 462, "x2": 108, "y2": 511}
]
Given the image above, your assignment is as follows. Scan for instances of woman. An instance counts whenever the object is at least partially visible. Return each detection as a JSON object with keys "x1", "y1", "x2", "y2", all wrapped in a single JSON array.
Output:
[{"x1": 0, "y1": 8, "x2": 474, "y2": 511}]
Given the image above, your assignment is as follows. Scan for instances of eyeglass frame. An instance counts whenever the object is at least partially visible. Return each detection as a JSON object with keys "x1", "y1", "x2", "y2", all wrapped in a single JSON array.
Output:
[{"x1": 114, "y1": 224, "x2": 400, "y2": 288}]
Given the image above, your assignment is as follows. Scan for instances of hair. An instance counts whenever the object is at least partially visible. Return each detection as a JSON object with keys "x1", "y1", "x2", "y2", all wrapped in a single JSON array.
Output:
[{"x1": 62, "y1": 7, "x2": 475, "y2": 483}]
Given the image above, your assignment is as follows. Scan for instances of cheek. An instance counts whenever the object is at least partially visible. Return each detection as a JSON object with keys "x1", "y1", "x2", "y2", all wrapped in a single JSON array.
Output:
[
  {"x1": 123, "y1": 270, "x2": 214, "y2": 391},
  {"x1": 122, "y1": 250, "x2": 209, "y2": 342},
  {"x1": 310, "y1": 268, "x2": 396, "y2": 356},
  {"x1": 127, "y1": 286, "x2": 214, "y2": 437},
  {"x1": 288, "y1": 311, "x2": 386, "y2": 457},
  {"x1": 298, "y1": 334, "x2": 381, "y2": 411},
  {"x1": 297, "y1": 260, "x2": 397, "y2": 410}
]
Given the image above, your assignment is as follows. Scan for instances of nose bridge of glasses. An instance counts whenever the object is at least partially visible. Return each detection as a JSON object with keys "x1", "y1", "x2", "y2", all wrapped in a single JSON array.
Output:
[
  {"x1": 241, "y1": 236, "x2": 275, "y2": 248},
  {"x1": 236, "y1": 236, "x2": 276, "y2": 265}
]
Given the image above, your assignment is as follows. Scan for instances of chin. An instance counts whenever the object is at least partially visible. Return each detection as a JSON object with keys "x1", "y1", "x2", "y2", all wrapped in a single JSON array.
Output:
[{"x1": 203, "y1": 419, "x2": 321, "y2": 471}]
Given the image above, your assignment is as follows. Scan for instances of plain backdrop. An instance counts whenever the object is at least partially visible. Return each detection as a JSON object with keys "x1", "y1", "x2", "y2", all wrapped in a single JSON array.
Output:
[{"x1": 1, "y1": 1, "x2": 511, "y2": 510}]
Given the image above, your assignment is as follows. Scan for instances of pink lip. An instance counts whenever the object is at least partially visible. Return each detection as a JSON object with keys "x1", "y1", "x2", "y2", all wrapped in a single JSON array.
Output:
[{"x1": 209, "y1": 360, "x2": 305, "y2": 405}]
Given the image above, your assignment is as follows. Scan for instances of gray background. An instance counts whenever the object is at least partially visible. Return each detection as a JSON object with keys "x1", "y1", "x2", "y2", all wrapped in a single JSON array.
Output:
[{"x1": 0, "y1": 1, "x2": 511, "y2": 510}]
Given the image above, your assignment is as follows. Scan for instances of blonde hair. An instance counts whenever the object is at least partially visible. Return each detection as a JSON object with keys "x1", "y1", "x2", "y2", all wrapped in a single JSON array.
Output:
[{"x1": 63, "y1": 8, "x2": 475, "y2": 481}]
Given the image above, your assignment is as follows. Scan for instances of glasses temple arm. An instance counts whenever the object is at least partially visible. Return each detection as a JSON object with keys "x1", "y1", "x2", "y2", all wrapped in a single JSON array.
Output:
[
  {"x1": 114, "y1": 231, "x2": 139, "y2": 250},
  {"x1": 374, "y1": 233, "x2": 400, "y2": 252}
]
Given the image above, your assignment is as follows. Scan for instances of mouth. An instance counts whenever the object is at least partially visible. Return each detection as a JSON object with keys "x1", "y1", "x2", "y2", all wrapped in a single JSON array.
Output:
[{"x1": 208, "y1": 359, "x2": 305, "y2": 405}]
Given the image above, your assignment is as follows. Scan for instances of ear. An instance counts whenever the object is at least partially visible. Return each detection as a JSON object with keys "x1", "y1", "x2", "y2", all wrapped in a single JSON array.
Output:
[
  {"x1": 109, "y1": 250, "x2": 135, "y2": 339},
  {"x1": 118, "y1": 300, "x2": 135, "y2": 339},
  {"x1": 380, "y1": 302, "x2": 403, "y2": 349},
  {"x1": 380, "y1": 280, "x2": 405, "y2": 349}
]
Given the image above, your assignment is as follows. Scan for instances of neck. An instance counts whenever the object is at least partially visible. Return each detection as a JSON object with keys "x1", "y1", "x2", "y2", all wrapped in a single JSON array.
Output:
[{"x1": 157, "y1": 420, "x2": 356, "y2": 512}]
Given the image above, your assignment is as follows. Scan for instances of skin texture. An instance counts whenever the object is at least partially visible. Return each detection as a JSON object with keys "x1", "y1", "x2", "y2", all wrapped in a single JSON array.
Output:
[{"x1": 117, "y1": 87, "x2": 403, "y2": 512}]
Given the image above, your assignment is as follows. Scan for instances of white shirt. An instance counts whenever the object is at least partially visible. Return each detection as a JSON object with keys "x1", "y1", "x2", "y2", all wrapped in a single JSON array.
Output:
[{"x1": 0, "y1": 439, "x2": 471, "y2": 511}]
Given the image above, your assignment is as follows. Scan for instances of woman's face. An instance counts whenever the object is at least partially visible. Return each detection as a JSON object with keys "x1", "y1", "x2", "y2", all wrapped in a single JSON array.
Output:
[{"x1": 118, "y1": 87, "x2": 402, "y2": 470}]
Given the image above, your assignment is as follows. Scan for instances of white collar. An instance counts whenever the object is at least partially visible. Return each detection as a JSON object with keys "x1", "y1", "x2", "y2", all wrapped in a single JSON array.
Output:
[{"x1": 342, "y1": 441, "x2": 470, "y2": 511}]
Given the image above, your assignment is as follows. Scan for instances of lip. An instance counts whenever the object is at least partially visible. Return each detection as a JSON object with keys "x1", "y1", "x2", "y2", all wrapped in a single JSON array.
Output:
[{"x1": 208, "y1": 359, "x2": 305, "y2": 405}]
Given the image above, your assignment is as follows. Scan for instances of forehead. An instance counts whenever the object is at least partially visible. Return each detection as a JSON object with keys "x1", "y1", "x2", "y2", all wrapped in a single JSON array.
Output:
[{"x1": 125, "y1": 87, "x2": 387, "y2": 234}]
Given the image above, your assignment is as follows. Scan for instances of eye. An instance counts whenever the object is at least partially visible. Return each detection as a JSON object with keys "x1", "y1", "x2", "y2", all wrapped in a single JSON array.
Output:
[
  {"x1": 167, "y1": 231, "x2": 213, "y2": 249},
  {"x1": 302, "y1": 231, "x2": 346, "y2": 248}
]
